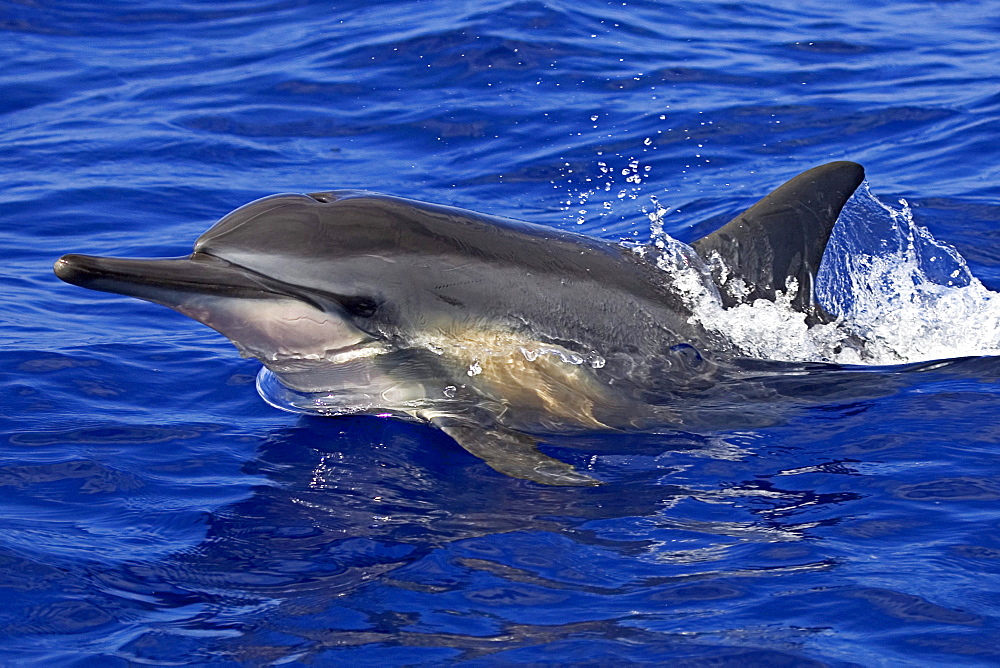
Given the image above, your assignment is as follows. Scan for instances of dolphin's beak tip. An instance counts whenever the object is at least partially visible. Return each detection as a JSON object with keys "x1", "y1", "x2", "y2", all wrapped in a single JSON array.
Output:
[
  {"x1": 53, "y1": 253, "x2": 86, "y2": 285},
  {"x1": 54, "y1": 253, "x2": 107, "y2": 288}
]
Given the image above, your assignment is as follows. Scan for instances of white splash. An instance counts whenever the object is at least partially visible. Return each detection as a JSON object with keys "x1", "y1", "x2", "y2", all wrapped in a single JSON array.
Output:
[
  {"x1": 646, "y1": 183, "x2": 1000, "y2": 366},
  {"x1": 819, "y1": 185, "x2": 1000, "y2": 363}
]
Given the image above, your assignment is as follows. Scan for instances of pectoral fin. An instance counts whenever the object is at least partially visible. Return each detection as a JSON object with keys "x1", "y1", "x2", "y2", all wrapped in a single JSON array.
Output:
[{"x1": 430, "y1": 417, "x2": 601, "y2": 486}]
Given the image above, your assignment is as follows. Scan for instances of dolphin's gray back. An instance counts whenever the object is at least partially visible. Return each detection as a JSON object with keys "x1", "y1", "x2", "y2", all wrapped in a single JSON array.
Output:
[{"x1": 193, "y1": 191, "x2": 706, "y2": 357}]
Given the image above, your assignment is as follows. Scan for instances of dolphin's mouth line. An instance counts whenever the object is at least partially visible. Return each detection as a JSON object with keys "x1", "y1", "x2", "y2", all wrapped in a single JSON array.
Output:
[
  {"x1": 54, "y1": 250, "x2": 375, "y2": 319},
  {"x1": 55, "y1": 251, "x2": 295, "y2": 300}
]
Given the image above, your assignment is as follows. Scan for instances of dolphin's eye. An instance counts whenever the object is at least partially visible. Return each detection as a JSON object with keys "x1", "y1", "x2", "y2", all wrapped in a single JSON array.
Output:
[{"x1": 342, "y1": 296, "x2": 379, "y2": 318}]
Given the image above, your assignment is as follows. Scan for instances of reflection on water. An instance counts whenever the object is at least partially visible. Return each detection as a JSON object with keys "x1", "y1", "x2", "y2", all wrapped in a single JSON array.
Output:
[
  {"x1": 1, "y1": 347, "x2": 1000, "y2": 663},
  {"x1": 15, "y1": 355, "x2": 989, "y2": 663}
]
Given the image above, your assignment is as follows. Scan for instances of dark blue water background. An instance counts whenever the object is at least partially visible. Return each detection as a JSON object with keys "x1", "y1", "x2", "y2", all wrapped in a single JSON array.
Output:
[{"x1": 4, "y1": 1, "x2": 1000, "y2": 664}]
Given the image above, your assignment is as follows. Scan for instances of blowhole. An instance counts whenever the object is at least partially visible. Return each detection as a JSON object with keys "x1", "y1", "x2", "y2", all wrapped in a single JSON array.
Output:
[{"x1": 307, "y1": 192, "x2": 341, "y2": 203}]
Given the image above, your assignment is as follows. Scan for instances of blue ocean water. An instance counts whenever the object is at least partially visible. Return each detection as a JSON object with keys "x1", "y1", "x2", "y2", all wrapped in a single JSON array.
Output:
[{"x1": 3, "y1": 0, "x2": 1000, "y2": 664}]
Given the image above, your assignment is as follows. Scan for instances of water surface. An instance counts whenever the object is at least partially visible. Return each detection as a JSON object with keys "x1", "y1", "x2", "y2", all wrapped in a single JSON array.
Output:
[{"x1": 3, "y1": 0, "x2": 1000, "y2": 664}]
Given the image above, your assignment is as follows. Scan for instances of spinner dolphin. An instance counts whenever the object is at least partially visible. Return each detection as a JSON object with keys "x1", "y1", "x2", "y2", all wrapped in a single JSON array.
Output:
[{"x1": 55, "y1": 161, "x2": 865, "y2": 485}]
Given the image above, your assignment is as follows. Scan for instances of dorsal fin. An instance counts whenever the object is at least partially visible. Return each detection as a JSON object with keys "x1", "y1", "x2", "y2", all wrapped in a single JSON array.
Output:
[{"x1": 690, "y1": 161, "x2": 865, "y2": 321}]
